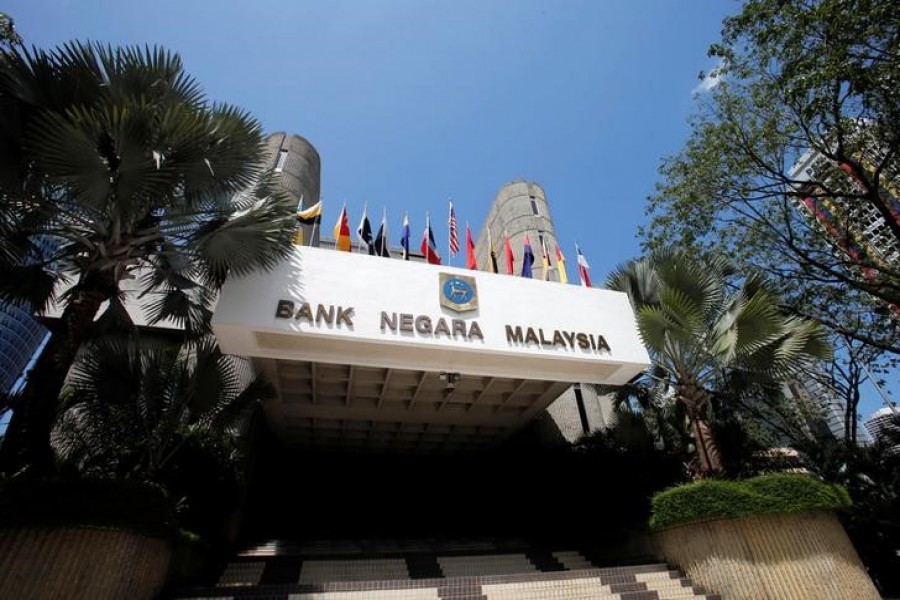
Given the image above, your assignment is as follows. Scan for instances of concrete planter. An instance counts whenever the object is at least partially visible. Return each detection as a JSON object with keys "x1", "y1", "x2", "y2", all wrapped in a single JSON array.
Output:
[
  {"x1": 0, "y1": 525, "x2": 171, "y2": 600},
  {"x1": 653, "y1": 510, "x2": 879, "y2": 600}
]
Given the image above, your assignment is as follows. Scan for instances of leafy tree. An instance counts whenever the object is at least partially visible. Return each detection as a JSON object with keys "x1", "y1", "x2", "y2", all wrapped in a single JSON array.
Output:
[
  {"x1": 798, "y1": 427, "x2": 900, "y2": 595},
  {"x1": 52, "y1": 336, "x2": 271, "y2": 480},
  {"x1": 642, "y1": 0, "x2": 900, "y2": 359},
  {"x1": 51, "y1": 335, "x2": 272, "y2": 539},
  {"x1": 608, "y1": 251, "x2": 831, "y2": 476},
  {"x1": 0, "y1": 12, "x2": 22, "y2": 49},
  {"x1": 0, "y1": 43, "x2": 296, "y2": 474}
]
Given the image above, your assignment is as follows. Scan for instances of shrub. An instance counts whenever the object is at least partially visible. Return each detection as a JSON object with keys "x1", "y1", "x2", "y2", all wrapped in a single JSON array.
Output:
[{"x1": 650, "y1": 473, "x2": 851, "y2": 530}]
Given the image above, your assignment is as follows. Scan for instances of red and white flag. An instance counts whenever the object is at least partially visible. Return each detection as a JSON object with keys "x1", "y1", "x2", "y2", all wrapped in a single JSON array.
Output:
[
  {"x1": 575, "y1": 242, "x2": 591, "y2": 287},
  {"x1": 448, "y1": 201, "x2": 460, "y2": 257}
]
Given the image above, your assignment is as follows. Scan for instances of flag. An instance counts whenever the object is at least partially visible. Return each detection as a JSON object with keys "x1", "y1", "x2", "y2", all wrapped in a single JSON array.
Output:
[
  {"x1": 333, "y1": 204, "x2": 352, "y2": 252},
  {"x1": 401, "y1": 213, "x2": 410, "y2": 260},
  {"x1": 504, "y1": 232, "x2": 514, "y2": 275},
  {"x1": 521, "y1": 234, "x2": 534, "y2": 278},
  {"x1": 539, "y1": 234, "x2": 551, "y2": 281},
  {"x1": 575, "y1": 242, "x2": 591, "y2": 287},
  {"x1": 296, "y1": 200, "x2": 322, "y2": 225},
  {"x1": 294, "y1": 198, "x2": 321, "y2": 246},
  {"x1": 356, "y1": 205, "x2": 374, "y2": 254},
  {"x1": 448, "y1": 201, "x2": 460, "y2": 257},
  {"x1": 465, "y1": 223, "x2": 477, "y2": 270},
  {"x1": 555, "y1": 243, "x2": 569, "y2": 284},
  {"x1": 373, "y1": 209, "x2": 391, "y2": 257},
  {"x1": 488, "y1": 229, "x2": 499, "y2": 273},
  {"x1": 421, "y1": 214, "x2": 441, "y2": 264}
]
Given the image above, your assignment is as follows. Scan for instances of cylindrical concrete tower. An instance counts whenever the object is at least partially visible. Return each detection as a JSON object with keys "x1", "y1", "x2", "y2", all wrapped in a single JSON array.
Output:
[
  {"x1": 475, "y1": 181, "x2": 561, "y2": 281},
  {"x1": 264, "y1": 132, "x2": 322, "y2": 246}
]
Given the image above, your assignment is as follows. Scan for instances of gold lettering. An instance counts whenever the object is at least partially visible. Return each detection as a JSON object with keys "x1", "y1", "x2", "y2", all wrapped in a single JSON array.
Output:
[
  {"x1": 295, "y1": 302, "x2": 313, "y2": 323},
  {"x1": 336, "y1": 306, "x2": 354, "y2": 327},
  {"x1": 434, "y1": 318, "x2": 451, "y2": 337},
  {"x1": 539, "y1": 328, "x2": 552, "y2": 346},
  {"x1": 452, "y1": 319, "x2": 467, "y2": 339},
  {"x1": 381, "y1": 311, "x2": 397, "y2": 332},
  {"x1": 315, "y1": 303, "x2": 334, "y2": 325},
  {"x1": 596, "y1": 335, "x2": 611, "y2": 353},
  {"x1": 275, "y1": 300, "x2": 294, "y2": 319},
  {"x1": 415, "y1": 315, "x2": 433, "y2": 334},
  {"x1": 506, "y1": 325, "x2": 524, "y2": 344}
]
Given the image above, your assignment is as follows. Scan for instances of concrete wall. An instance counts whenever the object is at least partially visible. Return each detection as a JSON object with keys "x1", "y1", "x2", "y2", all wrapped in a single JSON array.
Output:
[
  {"x1": 475, "y1": 181, "x2": 561, "y2": 281},
  {"x1": 654, "y1": 511, "x2": 880, "y2": 600},
  {"x1": 265, "y1": 132, "x2": 322, "y2": 245},
  {"x1": 0, "y1": 526, "x2": 171, "y2": 600}
]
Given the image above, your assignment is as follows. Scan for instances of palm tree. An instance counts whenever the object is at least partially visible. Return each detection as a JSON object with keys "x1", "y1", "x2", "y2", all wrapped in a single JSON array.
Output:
[
  {"x1": 51, "y1": 335, "x2": 272, "y2": 483},
  {"x1": 608, "y1": 251, "x2": 831, "y2": 476},
  {"x1": 0, "y1": 43, "x2": 296, "y2": 473}
]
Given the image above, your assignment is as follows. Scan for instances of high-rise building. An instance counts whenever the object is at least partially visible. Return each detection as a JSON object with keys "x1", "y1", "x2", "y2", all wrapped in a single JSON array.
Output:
[
  {"x1": 864, "y1": 406, "x2": 900, "y2": 447},
  {"x1": 0, "y1": 236, "x2": 55, "y2": 395},
  {"x1": 0, "y1": 301, "x2": 47, "y2": 395},
  {"x1": 790, "y1": 147, "x2": 900, "y2": 279}
]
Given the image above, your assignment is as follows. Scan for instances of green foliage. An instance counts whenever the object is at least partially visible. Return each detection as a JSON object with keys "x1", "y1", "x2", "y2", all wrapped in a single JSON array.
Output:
[
  {"x1": 650, "y1": 473, "x2": 851, "y2": 530},
  {"x1": 0, "y1": 478, "x2": 177, "y2": 539},
  {"x1": 53, "y1": 335, "x2": 272, "y2": 482},
  {"x1": 643, "y1": 0, "x2": 900, "y2": 359},
  {"x1": 0, "y1": 12, "x2": 21, "y2": 49},
  {"x1": 607, "y1": 250, "x2": 831, "y2": 475},
  {"x1": 0, "y1": 40, "x2": 296, "y2": 473}
]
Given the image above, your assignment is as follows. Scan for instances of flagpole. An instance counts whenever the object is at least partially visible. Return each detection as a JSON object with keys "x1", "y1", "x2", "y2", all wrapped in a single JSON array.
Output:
[
  {"x1": 312, "y1": 198, "x2": 322, "y2": 247},
  {"x1": 447, "y1": 198, "x2": 452, "y2": 267}
]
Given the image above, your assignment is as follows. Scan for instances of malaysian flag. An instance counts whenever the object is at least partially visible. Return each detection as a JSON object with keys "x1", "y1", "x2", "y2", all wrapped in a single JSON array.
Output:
[{"x1": 448, "y1": 201, "x2": 460, "y2": 256}]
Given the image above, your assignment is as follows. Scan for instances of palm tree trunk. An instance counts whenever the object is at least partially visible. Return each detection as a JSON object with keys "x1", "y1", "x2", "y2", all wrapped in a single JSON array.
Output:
[
  {"x1": 689, "y1": 415, "x2": 723, "y2": 477},
  {"x1": 682, "y1": 386, "x2": 723, "y2": 477},
  {"x1": 0, "y1": 276, "x2": 112, "y2": 475}
]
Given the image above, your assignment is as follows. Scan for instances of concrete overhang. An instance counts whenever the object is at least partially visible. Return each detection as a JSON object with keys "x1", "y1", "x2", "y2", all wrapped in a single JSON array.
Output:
[{"x1": 212, "y1": 246, "x2": 650, "y2": 451}]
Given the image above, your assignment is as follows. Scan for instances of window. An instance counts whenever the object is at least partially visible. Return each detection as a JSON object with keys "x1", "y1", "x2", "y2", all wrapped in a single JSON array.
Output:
[
  {"x1": 529, "y1": 196, "x2": 540, "y2": 216},
  {"x1": 275, "y1": 149, "x2": 288, "y2": 172}
]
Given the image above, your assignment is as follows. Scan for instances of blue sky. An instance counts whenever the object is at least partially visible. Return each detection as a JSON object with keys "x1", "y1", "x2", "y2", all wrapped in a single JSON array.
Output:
[{"x1": 6, "y1": 1, "x2": 892, "y2": 420}]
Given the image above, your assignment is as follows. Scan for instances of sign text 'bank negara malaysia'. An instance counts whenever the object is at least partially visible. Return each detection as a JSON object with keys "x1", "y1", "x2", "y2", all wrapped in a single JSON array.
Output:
[{"x1": 274, "y1": 299, "x2": 612, "y2": 354}]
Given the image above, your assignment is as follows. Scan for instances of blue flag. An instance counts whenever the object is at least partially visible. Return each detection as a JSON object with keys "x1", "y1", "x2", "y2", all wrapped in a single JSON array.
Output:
[
  {"x1": 401, "y1": 213, "x2": 410, "y2": 260},
  {"x1": 521, "y1": 234, "x2": 534, "y2": 278}
]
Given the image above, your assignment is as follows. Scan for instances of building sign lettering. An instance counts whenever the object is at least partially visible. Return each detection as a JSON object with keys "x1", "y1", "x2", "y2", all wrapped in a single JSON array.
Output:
[{"x1": 274, "y1": 300, "x2": 611, "y2": 353}]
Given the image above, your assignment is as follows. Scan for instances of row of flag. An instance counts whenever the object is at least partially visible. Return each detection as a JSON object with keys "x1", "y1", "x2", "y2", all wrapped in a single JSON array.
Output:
[{"x1": 294, "y1": 199, "x2": 593, "y2": 286}]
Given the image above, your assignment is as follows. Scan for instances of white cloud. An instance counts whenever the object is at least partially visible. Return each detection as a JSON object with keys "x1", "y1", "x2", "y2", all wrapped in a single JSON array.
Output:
[{"x1": 692, "y1": 57, "x2": 726, "y2": 96}]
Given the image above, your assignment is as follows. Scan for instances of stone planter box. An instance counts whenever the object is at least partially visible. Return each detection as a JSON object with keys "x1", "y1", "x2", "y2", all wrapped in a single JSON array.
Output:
[
  {"x1": 653, "y1": 510, "x2": 879, "y2": 600},
  {"x1": 0, "y1": 525, "x2": 171, "y2": 600}
]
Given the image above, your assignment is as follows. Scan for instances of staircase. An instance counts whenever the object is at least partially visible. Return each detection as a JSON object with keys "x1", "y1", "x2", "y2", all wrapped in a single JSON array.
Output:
[{"x1": 168, "y1": 539, "x2": 721, "y2": 599}]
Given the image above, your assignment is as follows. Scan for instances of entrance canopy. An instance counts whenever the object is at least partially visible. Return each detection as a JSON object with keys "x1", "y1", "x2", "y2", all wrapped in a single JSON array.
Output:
[{"x1": 212, "y1": 247, "x2": 650, "y2": 451}]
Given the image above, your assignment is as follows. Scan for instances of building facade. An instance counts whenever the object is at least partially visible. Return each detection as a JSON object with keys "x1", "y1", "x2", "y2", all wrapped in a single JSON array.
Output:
[
  {"x1": 209, "y1": 134, "x2": 646, "y2": 452},
  {"x1": 864, "y1": 406, "x2": 900, "y2": 447},
  {"x1": 0, "y1": 301, "x2": 47, "y2": 395}
]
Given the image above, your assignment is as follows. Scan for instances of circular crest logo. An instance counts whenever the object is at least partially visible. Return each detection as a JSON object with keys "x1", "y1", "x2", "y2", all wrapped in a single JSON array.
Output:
[{"x1": 443, "y1": 277, "x2": 474, "y2": 304}]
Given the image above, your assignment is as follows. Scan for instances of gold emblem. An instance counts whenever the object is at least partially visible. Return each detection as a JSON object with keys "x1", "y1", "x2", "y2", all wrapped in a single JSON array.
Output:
[{"x1": 439, "y1": 273, "x2": 478, "y2": 313}]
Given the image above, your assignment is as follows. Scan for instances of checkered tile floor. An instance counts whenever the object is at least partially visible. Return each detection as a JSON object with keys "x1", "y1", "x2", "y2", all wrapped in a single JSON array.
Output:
[{"x1": 168, "y1": 541, "x2": 720, "y2": 600}]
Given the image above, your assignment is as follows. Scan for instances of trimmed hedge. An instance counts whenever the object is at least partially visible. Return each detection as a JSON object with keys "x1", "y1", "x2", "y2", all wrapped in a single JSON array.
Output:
[
  {"x1": 650, "y1": 473, "x2": 851, "y2": 530},
  {"x1": 0, "y1": 478, "x2": 178, "y2": 539}
]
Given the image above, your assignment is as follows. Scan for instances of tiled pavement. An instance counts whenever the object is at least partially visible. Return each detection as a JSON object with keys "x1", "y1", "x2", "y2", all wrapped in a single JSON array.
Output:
[{"x1": 168, "y1": 541, "x2": 720, "y2": 600}]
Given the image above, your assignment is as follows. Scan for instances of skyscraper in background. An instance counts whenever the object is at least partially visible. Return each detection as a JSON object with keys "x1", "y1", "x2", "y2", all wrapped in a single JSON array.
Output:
[
  {"x1": 864, "y1": 406, "x2": 899, "y2": 451},
  {"x1": 790, "y1": 146, "x2": 900, "y2": 280},
  {"x1": 0, "y1": 302, "x2": 47, "y2": 395}
]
